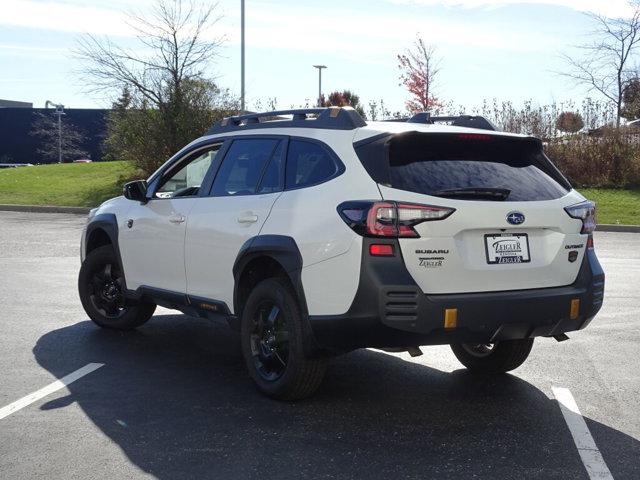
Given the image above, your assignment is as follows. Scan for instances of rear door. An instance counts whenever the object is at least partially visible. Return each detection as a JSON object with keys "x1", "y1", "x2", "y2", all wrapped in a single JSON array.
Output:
[
  {"x1": 185, "y1": 137, "x2": 286, "y2": 307},
  {"x1": 365, "y1": 132, "x2": 587, "y2": 294}
]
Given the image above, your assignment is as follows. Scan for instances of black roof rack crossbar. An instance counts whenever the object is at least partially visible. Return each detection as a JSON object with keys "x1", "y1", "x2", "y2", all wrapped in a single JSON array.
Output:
[
  {"x1": 406, "y1": 112, "x2": 498, "y2": 131},
  {"x1": 207, "y1": 107, "x2": 366, "y2": 135}
]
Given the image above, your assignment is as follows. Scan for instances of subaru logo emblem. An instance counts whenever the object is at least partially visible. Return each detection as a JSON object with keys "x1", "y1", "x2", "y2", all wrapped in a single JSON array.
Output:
[{"x1": 506, "y1": 211, "x2": 525, "y2": 225}]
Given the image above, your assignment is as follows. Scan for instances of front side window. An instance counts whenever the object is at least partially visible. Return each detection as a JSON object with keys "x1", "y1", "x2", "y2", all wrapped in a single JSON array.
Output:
[
  {"x1": 285, "y1": 140, "x2": 339, "y2": 189},
  {"x1": 155, "y1": 145, "x2": 220, "y2": 198},
  {"x1": 212, "y1": 138, "x2": 281, "y2": 196}
]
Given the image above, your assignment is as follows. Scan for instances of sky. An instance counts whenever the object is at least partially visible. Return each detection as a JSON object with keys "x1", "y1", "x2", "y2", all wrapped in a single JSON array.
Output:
[{"x1": 0, "y1": 0, "x2": 637, "y2": 113}]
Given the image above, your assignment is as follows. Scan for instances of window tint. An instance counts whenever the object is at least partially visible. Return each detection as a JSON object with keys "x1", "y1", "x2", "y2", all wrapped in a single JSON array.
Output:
[
  {"x1": 212, "y1": 139, "x2": 279, "y2": 196},
  {"x1": 285, "y1": 140, "x2": 338, "y2": 189},
  {"x1": 384, "y1": 133, "x2": 568, "y2": 201},
  {"x1": 257, "y1": 141, "x2": 285, "y2": 194},
  {"x1": 155, "y1": 146, "x2": 220, "y2": 198}
]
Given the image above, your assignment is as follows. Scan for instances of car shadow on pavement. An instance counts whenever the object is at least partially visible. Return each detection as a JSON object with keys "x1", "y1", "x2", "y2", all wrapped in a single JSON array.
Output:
[{"x1": 34, "y1": 315, "x2": 639, "y2": 480}]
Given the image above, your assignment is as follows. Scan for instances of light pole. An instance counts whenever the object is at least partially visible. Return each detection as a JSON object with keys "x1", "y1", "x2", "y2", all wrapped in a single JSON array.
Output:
[
  {"x1": 313, "y1": 65, "x2": 326, "y2": 107},
  {"x1": 240, "y1": 0, "x2": 245, "y2": 113},
  {"x1": 45, "y1": 100, "x2": 65, "y2": 164}
]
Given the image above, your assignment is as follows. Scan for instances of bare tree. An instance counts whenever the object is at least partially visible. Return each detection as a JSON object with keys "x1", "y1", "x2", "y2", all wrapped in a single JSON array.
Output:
[
  {"x1": 560, "y1": 3, "x2": 640, "y2": 126},
  {"x1": 75, "y1": 0, "x2": 234, "y2": 169},
  {"x1": 397, "y1": 36, "x2": 442, "y2": 113},
  {"x1": 30, "y1": 113, "x2": 87, "y2": 163}
]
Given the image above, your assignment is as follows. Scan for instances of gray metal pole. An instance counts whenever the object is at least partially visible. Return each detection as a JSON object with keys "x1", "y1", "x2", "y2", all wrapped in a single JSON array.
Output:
[
  {"x1": 240, "y1": 0, "x2": 245, "y2": 113},
  {"x1": 313, "y1": 65, "x2": 326, "y2": 107},
  {"x1": 318, "y1": 69, "x2": 322, "y2": 107},
  {"x1": 57, "y1": 113, "x2": 62, "y2": 164}
]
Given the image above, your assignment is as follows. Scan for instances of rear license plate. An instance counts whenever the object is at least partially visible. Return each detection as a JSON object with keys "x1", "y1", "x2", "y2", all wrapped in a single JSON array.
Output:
[{"x1": 484, "y1": 233, "x2": 530, "y2": 264}]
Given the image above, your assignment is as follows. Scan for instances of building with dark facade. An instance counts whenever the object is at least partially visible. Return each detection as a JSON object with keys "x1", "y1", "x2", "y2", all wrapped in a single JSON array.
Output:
[{"x1": 0, "y1": 101, "x2": 108, "y2": 164}]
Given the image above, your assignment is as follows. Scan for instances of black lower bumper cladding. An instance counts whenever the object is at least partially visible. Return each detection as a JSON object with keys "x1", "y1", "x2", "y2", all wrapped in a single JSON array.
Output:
[{"x1": 309, "y1": 238, "x2": 604, "y2": 352}]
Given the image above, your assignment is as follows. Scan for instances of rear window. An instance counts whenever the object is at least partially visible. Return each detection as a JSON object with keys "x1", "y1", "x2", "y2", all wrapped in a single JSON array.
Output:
[
  {"x1": 356, "y1": 132, "x2": 570, "y2": 201},
  {"x1": 285, "y1": 139, "x2": 340, "y2": 189}
]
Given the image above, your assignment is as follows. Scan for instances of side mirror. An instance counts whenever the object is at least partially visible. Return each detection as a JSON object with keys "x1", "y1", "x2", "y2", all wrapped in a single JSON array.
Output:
[{"x1": 123, "y1": 180, "x2": 148, "y2": 203}]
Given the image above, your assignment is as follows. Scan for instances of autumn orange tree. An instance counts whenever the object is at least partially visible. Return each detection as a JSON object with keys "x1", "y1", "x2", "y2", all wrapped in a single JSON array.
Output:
[{"x1": 397, "y1": 36, "x2": 442, "y2": 113}]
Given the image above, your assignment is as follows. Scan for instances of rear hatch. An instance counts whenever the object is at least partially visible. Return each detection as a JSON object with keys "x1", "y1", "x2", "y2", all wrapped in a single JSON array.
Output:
[{"x1": 356, "y1": 131, "x2": 588, "y2": 294}]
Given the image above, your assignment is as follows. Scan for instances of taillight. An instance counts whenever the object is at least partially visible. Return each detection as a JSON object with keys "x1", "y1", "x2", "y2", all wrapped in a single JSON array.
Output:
[
  {"x1": 565, "y1": 200, "x2": 596, "y2": 249},
  {"x1": 338, "y1": 201, "x2": 455, "y2": 238},
  {"x1": 564, "y1": 201, "x2": 596, "y2": 234}
]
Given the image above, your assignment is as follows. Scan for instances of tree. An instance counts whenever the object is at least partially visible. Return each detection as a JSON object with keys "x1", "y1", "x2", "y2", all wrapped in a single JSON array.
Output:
[
  {"x1": 76, "y1": 0, "x2": 237, "y2": 173},
  {"x1": 397, "y1": 36, "x2": 442, "y2": 113},
  {"x1": 322, "y1": 90, "x2": 366, "y2": 118},
  {"x1": 560, "y1": 3, "x2": 640, "y2": 126},
  {"x1": 621, "y1": 77, "x2": 640, "y2": 119},
  {"x1": 556, "y1": 111, "x2": 585, "y2": 133},
  {"x1": 103, "y1": 81, "x2": 236, "y2": 173},
  {"x1": 29, "y1": 112, "x2": 87, "y2": 163}
]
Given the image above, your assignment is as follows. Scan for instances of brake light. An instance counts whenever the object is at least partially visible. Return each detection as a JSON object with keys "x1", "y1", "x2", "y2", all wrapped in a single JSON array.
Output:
[
  {"x1": 564, "y1": 201, "x2": 596, "y2": 234},
  {"x1": 457, "y1": 133, "x2": 493, "y2": 141},
  {"x1": 338, "y1": 201, "x2": 455, "y2": 238}
]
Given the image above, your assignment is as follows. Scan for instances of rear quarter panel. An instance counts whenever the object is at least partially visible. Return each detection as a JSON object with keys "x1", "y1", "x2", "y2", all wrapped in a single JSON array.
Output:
[{"x1": 259, "y1": 132, "x2": 379, "y2": 315}]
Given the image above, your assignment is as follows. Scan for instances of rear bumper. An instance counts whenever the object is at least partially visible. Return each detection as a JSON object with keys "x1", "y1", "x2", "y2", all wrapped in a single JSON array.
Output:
[{"x1": 308, "y1": 239, "x2": 604, "y2": 352}]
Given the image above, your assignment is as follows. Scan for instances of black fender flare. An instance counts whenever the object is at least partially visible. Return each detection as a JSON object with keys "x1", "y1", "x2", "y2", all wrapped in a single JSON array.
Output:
[
  {"x1": 84, "y1": 213, "x2": 127, "y2": 288},
  {"x1": 232, "y1": 235, "x2": 322, "y2": 356}
]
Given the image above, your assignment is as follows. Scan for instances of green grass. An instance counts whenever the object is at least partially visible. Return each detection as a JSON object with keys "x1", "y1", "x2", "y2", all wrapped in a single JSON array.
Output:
[
  {"x1": 0, "y1": 161, "x2": 141, "y2": 208},
  {"x1": 578, "y1": 188, "x2": 640, "y2": 225}
]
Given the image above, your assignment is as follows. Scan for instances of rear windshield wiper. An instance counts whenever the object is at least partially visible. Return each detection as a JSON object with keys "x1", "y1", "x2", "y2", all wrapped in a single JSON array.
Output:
[{"x1": 431, "y1": 187, "x2": 511, "y2": 201}]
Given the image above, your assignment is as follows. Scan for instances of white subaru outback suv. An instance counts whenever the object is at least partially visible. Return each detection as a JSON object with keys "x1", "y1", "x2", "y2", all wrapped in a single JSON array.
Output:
[{"x1": 79, "y1": 107, "x2": 604, "y2": 400}]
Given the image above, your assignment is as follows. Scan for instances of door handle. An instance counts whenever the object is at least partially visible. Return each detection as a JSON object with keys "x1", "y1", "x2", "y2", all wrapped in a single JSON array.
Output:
[
  {"x1": 237, "y1": 213, "x2": 258, "y2": 224},
  {"x1": 169, "y1": 214, "x2": 186, "y2": 224}
]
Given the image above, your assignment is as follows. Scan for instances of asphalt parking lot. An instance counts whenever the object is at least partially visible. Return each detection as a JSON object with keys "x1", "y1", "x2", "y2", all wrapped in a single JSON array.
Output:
[{"x1": 0, "y1": 211, "x2": 638, "y2": 479}]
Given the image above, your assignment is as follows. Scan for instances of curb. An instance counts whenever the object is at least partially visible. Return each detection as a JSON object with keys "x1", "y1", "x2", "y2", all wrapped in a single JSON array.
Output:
[
  {"x1": 0, "y1": 204, "x2": 91, "y2": 215},
  {"x1": 597, "y1": 224, "x2": 640, "y2": 233}
]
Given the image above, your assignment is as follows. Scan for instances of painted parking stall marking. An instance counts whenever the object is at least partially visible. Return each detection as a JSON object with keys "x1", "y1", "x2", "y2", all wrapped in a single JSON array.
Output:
[
  {"x1": 0, "y1": 363, "x2": 104, "y2": 420},
  {"x1": 552, "y1": 386, "x2": 614, "y2": 480}
]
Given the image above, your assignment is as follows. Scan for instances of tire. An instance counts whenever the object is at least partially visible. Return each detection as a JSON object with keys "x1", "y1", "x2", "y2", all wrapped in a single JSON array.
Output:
[
  {"x1": 450, "y1": 338, "x2": 534, "y2": 373},
  {"x1": 78, "y1": 245, "x2": 155, "y2": 330},
  {"x1": 240, "y1": 278, "x2": 327, "y2": 400}
]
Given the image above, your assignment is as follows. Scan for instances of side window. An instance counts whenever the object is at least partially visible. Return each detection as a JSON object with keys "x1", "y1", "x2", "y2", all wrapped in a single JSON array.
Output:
[
  {"x1": 155, "y1": 145, "x2": 220, "y2": 198},
  {"x1": 257, "y1": 141, "x2": 285, "y2": 194},
  {"x1": 285, "y1": 140, "x2": 339, "y2": 189},
  {"x1": 212, "y1": 139, "x2": 279, "y2": 196}
]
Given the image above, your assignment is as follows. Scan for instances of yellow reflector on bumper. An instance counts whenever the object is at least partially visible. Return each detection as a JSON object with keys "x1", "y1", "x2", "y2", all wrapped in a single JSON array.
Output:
[
  {"x1": 570, "y1": 299, "x2": 580, "y2": 320},
  {"x1": 444, "y1": 308, "x2": 458, "y2": 329}
]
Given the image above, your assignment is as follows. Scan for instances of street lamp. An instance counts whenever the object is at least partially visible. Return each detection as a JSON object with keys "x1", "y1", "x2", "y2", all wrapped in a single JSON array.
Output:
[
  {"x1": 313, "y1": 65, "x2": 327, "y2": 107},
  {"x1": 45, "y1": 100, "x2": 65, "y2": 164},
  {"x1": 240, "y1": 0, "x2": 245, "y2": 113}
]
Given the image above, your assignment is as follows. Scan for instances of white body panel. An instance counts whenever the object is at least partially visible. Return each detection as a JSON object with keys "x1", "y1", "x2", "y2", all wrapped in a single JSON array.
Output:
[
  {"x1": 184, "y1": 193, "x2": 281, "y2": 305},
  {"x1": 119, "y1": 198, "x2": 198, "y2": 292},
  {"x1": 259, "y1": 131, "x2": 377, "y2": 267},
  {"x1": 379, "y1": 185, "x2": 588, "y2": 294},
  {"x1": 300, "y1": 235, "x2": 362, "y2": 315},
  {"x1": 257, "y1": 133, "x2": 377, "y2": 315}
]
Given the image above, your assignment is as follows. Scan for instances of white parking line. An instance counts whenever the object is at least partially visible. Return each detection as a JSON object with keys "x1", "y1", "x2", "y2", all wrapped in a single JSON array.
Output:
[
  {"x1": 0, "y1": 363, "x2": 104, "y2": 420},
  {"x1": 552, "y1": 386, "x2": 614, "y2": 480}
]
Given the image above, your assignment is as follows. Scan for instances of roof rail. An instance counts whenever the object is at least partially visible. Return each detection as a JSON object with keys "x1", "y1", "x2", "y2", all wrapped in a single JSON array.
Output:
[
  {"x1": 407, "y1": 113, "x2": 497, "y2": 131},
  {"x1": 206, "y1": 106, "x2": 366, "y2": 135}
]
